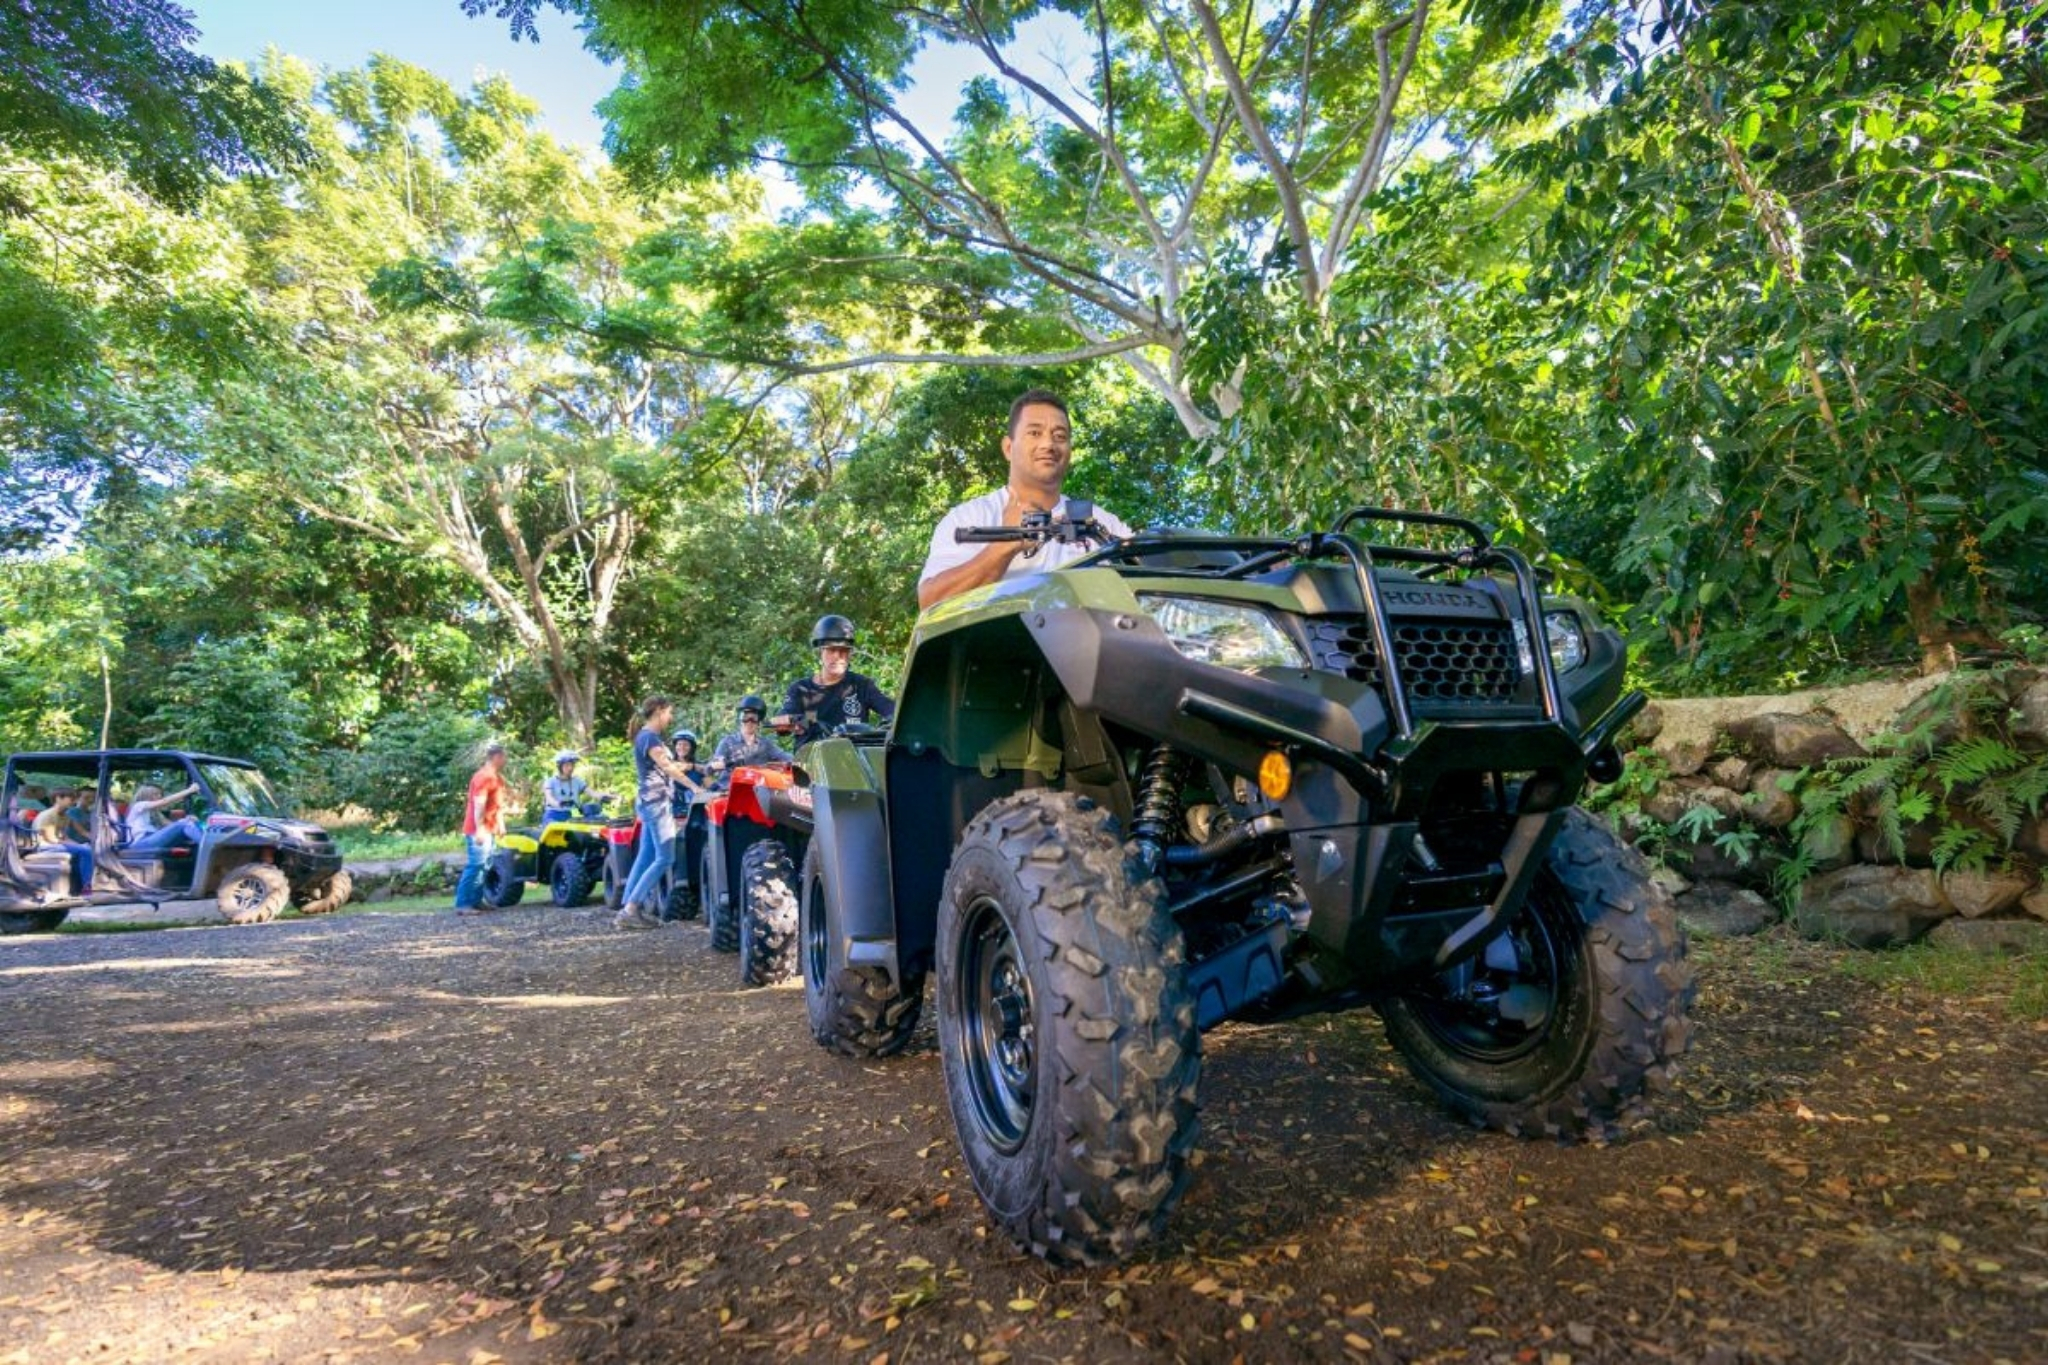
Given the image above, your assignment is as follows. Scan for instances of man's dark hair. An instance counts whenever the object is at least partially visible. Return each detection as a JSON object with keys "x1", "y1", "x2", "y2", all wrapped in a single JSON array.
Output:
[{"x1": 1007, "y1": 388, "x2": 1069, "y2": 437}]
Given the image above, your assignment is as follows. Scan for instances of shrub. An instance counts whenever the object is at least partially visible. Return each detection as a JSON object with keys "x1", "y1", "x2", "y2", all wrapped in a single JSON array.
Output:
[
  {"x1": 333, "y1": 702, "x2": 493, "y2": 832},
  {"x1": 141, "y1": 637, "x2": 313, "y2": 788}
]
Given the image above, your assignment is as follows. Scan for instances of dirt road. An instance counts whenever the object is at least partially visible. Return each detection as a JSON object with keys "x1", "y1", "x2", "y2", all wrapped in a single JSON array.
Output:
[{"x1": 1, "y1": 909, "x2": 2041, "y2": 1363}]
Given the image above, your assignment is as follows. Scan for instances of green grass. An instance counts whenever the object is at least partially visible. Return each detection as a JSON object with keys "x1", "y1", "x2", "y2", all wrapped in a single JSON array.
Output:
[
  {"x1": 326, "y1": 824, "x2": 465, "y2": 861},
  {"x1": 55, "y1": 916, "x2": 223, "y2": 935},
  {"x1": 1684, "y1": 927, "x2": 2045, "y2": 1020},
  {"x1": 1835, "y1": 937, "x2": 2048, "y2": 1021}
]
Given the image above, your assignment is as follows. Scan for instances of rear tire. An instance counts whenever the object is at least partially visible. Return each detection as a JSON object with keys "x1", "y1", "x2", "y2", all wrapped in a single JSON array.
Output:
[
  {"x1": 481, "y1": 852, "x2": 526, "y2": 909},
  {"x1": 662, "y1": 869, "x2": 699, "y2": 922},
  {"x1": 0, "y1": 910, "x2": 68, "y2": 934},
  {"x1": 936, "y1": 790, "x2": 1199, "y2": 1266},
  {"x1": 802, "y1": 843, "x2": 923, "y2": 1057},
  {"x1": 549, "y1": 853, "x2": 594, "y2": 908},
  {"x1": 295, "y1": 870, "x2": 353, "y2": 915},
  {"x1": 1378, "y1": 809, "x2": 1695, "y2": 1139},
  {"x1": 217, "y1": 863, "x2": 292, "y2": 925},
  {"x1": 739, "y1": 841, "x2": 798, "y2": 987}
]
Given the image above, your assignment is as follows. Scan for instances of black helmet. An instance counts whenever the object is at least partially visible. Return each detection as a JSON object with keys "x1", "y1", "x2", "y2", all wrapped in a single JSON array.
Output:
[
  {"x1": 737, "y1": 694, "x2": 766, "y2": 720},
  {"x1": 810, "y1": 614, "x2": 856, "y2": 649}
]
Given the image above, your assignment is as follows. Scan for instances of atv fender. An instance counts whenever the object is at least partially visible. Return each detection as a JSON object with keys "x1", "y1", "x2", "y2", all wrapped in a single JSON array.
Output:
[{"x1": 804, "y1": 737, "x2": 900, "y2": 980}]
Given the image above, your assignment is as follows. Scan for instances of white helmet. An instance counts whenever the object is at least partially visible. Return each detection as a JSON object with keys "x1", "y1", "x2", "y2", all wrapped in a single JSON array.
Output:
[{"x1": 554, "y1": 750, "x2": 579, "y2": 766}]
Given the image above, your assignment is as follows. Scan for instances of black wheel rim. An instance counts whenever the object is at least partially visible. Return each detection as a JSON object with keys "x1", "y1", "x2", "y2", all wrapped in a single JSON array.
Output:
[
  {"x1": 1408, "y1": 884, "x2": 1575, "y2": 1064},
  {"x1": 803, "y1": 877, "x2": 828, "y2": 992},
  {"x1": 957, "y1": 895, "x2": 1035, "y2": 1154}
]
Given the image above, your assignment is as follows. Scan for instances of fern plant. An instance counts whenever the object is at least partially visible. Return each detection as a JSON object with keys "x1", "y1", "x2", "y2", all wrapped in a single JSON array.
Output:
[{"x1": 1776, "y1": 665, "x2": 2048, "y2": 899}]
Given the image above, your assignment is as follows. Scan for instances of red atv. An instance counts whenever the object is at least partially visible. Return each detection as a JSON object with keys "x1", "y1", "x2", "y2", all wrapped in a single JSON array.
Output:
[
  {"x1": 599, "y1": 804, "x2": 706, "y2": 923},
  {"x1": 699, "y1": 762, "x2": 812, "y2": 987}
]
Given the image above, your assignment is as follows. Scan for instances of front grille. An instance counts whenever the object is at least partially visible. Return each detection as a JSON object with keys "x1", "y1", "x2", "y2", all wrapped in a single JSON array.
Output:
[{"x1": 1304, "y1": 616, "x2": 1522, "y2": 703}]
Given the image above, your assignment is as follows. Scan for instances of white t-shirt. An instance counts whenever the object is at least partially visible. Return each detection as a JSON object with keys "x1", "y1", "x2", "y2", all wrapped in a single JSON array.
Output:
[
  {"x1": 123, "y1": 796, "x2": 171, "y2": 843},
  {"x1": 919, "y1": 491, "x2": 1135, "y2": 591}
]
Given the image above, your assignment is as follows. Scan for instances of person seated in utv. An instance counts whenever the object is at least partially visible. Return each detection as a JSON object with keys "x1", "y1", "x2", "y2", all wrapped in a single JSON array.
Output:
[
  {"x1": 122, "y1": 782, "x2": 206, "y2": 851},
  {"x1": 64, "y1": 788, "x2": 98, "y2": 843},
  {"x1": 772, "y1": 614, "x2": 896, "y2": 745},
  {"x1": 709, "y1": 696, "x2": 792, "y2": 781},
  {"x1": 9, "y1": 784, "x2": 50, "y2": 831},
  {"x1": 31, "y1": 787, "x2": 94, "y2": 893},
  {"x1": 542, "y1": 751, "x2": 591, "y2": 823}
]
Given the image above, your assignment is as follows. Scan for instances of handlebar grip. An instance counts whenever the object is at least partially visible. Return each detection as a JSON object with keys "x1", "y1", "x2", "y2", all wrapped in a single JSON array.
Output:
[{"x1": 954, "y1": 526, "x2": 1029, "y2": 543}]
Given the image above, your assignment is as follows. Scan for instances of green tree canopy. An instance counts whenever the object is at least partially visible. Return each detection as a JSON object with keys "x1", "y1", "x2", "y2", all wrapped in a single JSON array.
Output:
[{"x1": 465, "y1": 0, "x2": 1549, "y2": 438}]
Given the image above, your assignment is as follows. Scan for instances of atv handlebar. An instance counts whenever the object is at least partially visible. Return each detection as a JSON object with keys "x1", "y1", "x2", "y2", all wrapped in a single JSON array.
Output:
[{"x1": 955, "y1": 500, "x2": 1112, "y2": 548}]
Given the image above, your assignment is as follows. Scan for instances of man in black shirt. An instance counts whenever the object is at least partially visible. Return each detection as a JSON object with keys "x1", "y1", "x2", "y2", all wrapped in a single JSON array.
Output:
[{"x1": 774, "y1": 614, "x2": 896, "y2": 746}]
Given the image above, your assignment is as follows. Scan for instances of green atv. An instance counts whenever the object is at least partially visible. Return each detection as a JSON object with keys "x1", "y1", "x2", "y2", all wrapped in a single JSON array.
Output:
[
  {"x1": 784, "y1": 504, "x2": 1694, "y2": 1266},
  {"x1": 484, "y1": 796, "x2": 618, "y2": 908}
]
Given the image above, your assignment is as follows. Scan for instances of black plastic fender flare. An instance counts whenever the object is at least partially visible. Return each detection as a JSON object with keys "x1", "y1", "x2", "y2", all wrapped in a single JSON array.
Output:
[{"x1": 808, "y1": 763, "x2": 901, "y2": 984}]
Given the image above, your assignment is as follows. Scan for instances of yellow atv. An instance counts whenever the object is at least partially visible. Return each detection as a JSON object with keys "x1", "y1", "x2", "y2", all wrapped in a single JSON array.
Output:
[{"x1": 483, "y1": 796, "x2": 618, "y2": 908}]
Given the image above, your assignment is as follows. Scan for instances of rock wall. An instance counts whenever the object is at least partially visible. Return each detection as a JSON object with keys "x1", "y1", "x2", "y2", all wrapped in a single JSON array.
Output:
[
  {"x1": 1626, "y1": 668, "x2": 2048, "y2": 953},
  {"x1": 344, "y1": 854, "x2": 464, "y2": 902}
]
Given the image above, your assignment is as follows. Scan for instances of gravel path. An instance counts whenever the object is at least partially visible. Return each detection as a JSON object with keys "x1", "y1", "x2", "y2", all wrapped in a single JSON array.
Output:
[{"x1": 1, "y1": 908, "x2": 2042, "y2": 1364}]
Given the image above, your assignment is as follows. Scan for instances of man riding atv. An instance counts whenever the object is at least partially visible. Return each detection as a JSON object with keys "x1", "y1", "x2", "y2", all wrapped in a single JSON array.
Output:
[
  {"x1": 771, "y1": 615, "x2": 896, "y2": 745},
  {"x1": 773, "y1": 387, "x2": 1693, "y2": 1271},
  {"x1": 918, "y1": 388, "x2": 1134, "y2": 608}
]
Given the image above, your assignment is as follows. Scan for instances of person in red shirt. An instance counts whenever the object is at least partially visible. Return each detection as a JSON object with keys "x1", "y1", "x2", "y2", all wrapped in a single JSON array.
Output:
[{"x1": 453, "y1": 742, "x2": 510, "y2": 913}]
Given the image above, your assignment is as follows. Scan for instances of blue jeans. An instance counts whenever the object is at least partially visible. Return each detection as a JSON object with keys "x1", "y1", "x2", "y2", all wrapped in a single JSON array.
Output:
[
  {"x1": 54, "y1": 841, "x2": 94, "y2": 893},
  {"x1": 453, "y1": 833, "x2": 495, "y2": 908},
  {"x1": 620, "y1": 800, "x2": 676, "y2": 910},
  {"x1": 130, "y1": 818, "x2": 205, "y2": 850}
]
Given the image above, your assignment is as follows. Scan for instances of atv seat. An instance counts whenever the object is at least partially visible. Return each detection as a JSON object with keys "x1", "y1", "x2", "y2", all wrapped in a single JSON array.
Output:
[{"x1": 10, "y1": 848, "x2": 78, "y2": 899}]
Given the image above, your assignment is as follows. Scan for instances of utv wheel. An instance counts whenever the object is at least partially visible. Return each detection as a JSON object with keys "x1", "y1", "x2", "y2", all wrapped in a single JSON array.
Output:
[
  {"x1": 0, "y1": 910, "x2": 68, "y2": 934},
  {"x1": 1378, "y1": 809, "x2": 1696, "y2": 1139},
  {"x1": 738, "y1": 841, "x2": 798, "y2": 987},
  {"x1": 481, "y1": 853, "x2": 526, "y2": 909},
  {"x1": 549, "y1": 853, "x2": 594, "y2": 908},
  {"x1": 707, "y1": 843, "x2": 738, "y2": 953},
  {"x1": 936, "y1": 790, "x2": 1200, "y2": 1266},
  {"x1": 218, "y1": 863, "x2": 292, "y2": 925},
  {"x1": 602, "y1": 860, "x2": 622, "y2": 910},
  {"x1": 295, "y1": 871, "x2": 353, "y2": 915},
  {"x1": 801, "y1": 843, "x2": 923, "y2": 1057}
]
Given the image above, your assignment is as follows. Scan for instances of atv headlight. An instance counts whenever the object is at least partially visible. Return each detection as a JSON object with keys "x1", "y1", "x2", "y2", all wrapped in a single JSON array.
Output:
[
  {"x1": 1543, "y1": 610, "x2": 1588, "y2": 673},
  {"x1": 1137, "y1": 595, "x2": 1307, "y2": 671}
]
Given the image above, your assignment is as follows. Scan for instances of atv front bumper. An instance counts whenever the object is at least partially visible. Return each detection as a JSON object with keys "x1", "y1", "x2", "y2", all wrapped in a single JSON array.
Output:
[{"x1": 1024, "y1": 604, "x2": 1641, "y2": 979}]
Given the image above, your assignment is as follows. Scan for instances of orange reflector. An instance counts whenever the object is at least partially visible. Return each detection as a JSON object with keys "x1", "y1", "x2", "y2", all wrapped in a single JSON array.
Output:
[{"x1": 1257, "y1": 750, "x2": 1292, "y2": 801}]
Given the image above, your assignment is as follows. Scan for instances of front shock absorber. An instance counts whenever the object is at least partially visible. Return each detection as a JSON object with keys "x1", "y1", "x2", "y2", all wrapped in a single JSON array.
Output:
[{"x1": 1130, "y1": 743, "x2": 1185, "y2": 874}]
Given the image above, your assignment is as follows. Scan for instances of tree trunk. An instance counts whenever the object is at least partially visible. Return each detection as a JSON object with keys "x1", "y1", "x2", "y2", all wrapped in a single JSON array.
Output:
[
  {"x1": 549, "y1": 670, "x2": 598, "y2": 750},
  {"x1": 1906, "y1": 574, "x2": 1957, "y2": 676}
]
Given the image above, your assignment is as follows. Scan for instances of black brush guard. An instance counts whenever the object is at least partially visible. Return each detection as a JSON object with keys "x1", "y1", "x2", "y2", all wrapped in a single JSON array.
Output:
[{"x1": 1082, "y1": 508, "x2": 1645, "y2": 985}]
